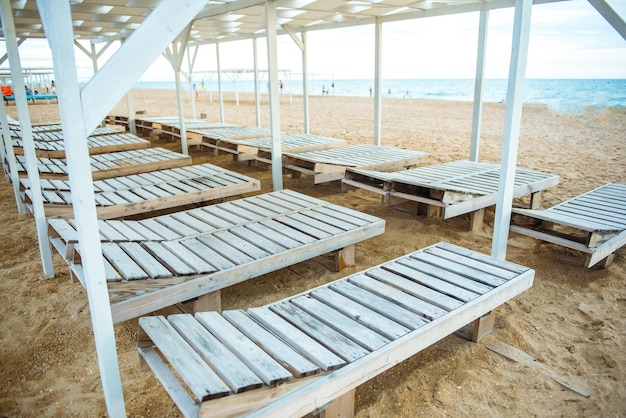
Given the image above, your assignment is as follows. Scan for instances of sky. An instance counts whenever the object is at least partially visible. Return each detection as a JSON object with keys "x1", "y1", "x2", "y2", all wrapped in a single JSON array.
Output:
[{"x1": 2, "y1": 0, "x2": 625, "y2": 82}]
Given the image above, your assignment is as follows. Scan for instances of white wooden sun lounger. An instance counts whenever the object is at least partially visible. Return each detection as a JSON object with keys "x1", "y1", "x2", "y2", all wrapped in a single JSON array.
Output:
[
  {"x1": 136, "y1": 241, "x2": 534, "y2": 417},
  {"x1": 283, "y1": 144, "x2": 427, "y2": 184},
  {"x1": 198, "y1": 126, "x2": 271, "y2": 153},
  {"x1": 213, "y1": 133, "x2": 347, "y2": 162},
  {"x1": 343, "y1": 160, "x2": 559, "y2": 231},
  {"x1": 12, "y1": 132, "x2": 151, "y2": 158},
  {"x1": 48, "y1": 189, "x2": 386, "y2": 323},
  {"x1": 21, "y1": 162, "x2": 260, "y2": 219},
  {"x1": 10, "y1": 147, "x2": 192, "y2": 180},
  {"x1": 9, "y1": 126, "x2": 118, "y2": 140},
  {"x1": 510, "y1": 182, "x2": 626, "y2": 268}
]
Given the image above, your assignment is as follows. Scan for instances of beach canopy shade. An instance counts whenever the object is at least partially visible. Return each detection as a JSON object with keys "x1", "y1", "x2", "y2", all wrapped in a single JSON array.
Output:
[
  {"x1": 3, "y1": 0, "x2": 623, "y2": 45},
  {"x1": 1, "y1": 1, "x2": 624, "y2": 417}
]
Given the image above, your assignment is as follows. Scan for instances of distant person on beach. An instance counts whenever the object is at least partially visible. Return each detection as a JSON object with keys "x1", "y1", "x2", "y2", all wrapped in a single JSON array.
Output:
[
  {"x1": 201, "y1": 79, "x2": 205, "y2": 93},
  {"x1": 322, "y1": 85, "x2": 326, "y2": 95},
  {"x1": 279, "y1": 80, "x2": 284, "y2": 93},
  {"x1": 193, "y1": 83, "x2": 198, "y2": 98},
  {"x1": 369, "y1": 86, "x2": 372, "y2": 97},
  {"x1": 388, "y1": 88, "x2": 391, "y2": 95},
  {"x1": 25, "y1": 85, "x2": 33, "y2": 95},
  {"x1": 50, "y1": 81, "x2": 56, "y2": 94}
]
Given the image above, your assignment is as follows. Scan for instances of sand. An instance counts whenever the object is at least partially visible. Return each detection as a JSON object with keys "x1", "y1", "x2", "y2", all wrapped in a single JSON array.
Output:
[{"x1": 1, "y1": 89, "x2": 624, "y2": 417}]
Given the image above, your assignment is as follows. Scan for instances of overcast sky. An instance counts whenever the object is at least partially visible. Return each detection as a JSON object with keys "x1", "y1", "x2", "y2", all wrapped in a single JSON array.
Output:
[{"x1": 3, "y1": 0, "x2": 625, "y2": 81}]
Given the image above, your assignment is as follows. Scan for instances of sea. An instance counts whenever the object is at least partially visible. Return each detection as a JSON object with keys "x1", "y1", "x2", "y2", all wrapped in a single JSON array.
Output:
[{"x1": 133, "y1": 78, "x2": 626, "y2": 112}]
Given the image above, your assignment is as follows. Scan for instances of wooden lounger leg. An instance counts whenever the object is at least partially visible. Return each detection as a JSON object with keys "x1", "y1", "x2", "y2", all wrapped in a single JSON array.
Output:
[
  {"x1": 469, "y1": 208, "x2": 485, "y2": 232},
  {"x1": 456, "y1": 311, "x2": 495, "y2": 343},
  {"x1": 185, "y1": 290, "x2": 222, "y2": 314},
  {"x1": 335, "y1": 244, "x2": 356, "y2": 271},
  {"x1": 587, "y1": 253, "x2": 615, "y2": 269},
  {"x1": 315, "y1": 389, "x2": 356, "y2": 418},
  {"x1": 529, "y1": 192, "x2": 542, "y2": 210}
]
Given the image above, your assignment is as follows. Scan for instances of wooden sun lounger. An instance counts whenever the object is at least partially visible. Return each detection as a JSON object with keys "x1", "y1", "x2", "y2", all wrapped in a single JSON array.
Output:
[
  {"x1": 343, "y1": 160, "x2": 560, "y2": 231},
  {"x1": 48, "y1": 189, "x2": 385, "y2": 323},
  {"x1": 214, "y1": 134, "x2": 348, "y2": 163},
  {"x1": 510, "y1": 183, "x2": 626, "y2": 268},
  {"x1": 12, "y1": 132, "x2": 151, "y2": 158},
  {"x1": 9, "y1": 126, "x2": 118, "y2": 141},
  {"x1": 21, "y1": 162, "x2": 260, "y2": 219},
  {"x1": 10, "y1": 147, "x2": 192, "y2": 180},
  {"x1": 136, "y1": 241, "x2": 534, "y2": 417},
  {"x1": 199, "y1": 126, "x2": 272, "y2": 154},
  {"x1": 283, "y1": 144, "x2": 427, "y2": 184}
]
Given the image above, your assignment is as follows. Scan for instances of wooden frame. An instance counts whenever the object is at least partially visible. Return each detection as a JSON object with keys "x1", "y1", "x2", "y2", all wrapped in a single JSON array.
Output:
[
  {"x1": 22, "y1": 162, "x2": 261, "y2": 219},
  {"x1": 48, "y1": 189, "x2": 386, "y2": 323},
  {"x1": 137, "y1": 242, "x2": 534, "y2": 417},
  {"x1": 283, "y1": 144, "x2": 427, "y2": 184},
  {"x1": 10, "y1": 147, "x2": 192, "y2": 179},
  {"x1": 12, "y1": 132, "x2": 150, "y2": 158},
  {"x1": 343, "y1": 160, "x2": 559, "y2": 231},
  {"x1": 510, "y1": 182, "x2": 626, "y2": 268}
]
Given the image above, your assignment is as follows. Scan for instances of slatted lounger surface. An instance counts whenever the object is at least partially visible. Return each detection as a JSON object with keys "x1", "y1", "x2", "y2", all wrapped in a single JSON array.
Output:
[
  {"x1": 9, "y1": 126, "x2": 118, "y2": 141},
  {"x1": 283, "y1": 144, "x2": 427, "y2": 184},
  {"x1": 343, "y1": 160, "x2": 559, "y2": 230},
  {"x1": 21, "y1": 162, "x2": 260, "y2": 219},
  {"x1": 12, "y1": 132, "x2": 151, "y2": 158},
  {"x1": 216, "y1": 134, "x2": 348, "y2": 162},
  {"x1": 48, "y1": 189, "x2": 385, "y2": 323},
  {"x1": 200, "y1": 126, "x2": 272, "y2": 152},
  {"x1": 11, "y1": 147, "x2": 192, "y2": 180},
  {"x1": 511, "y1": 183, "x2": 626, "y2": 268},
  {"x1": 137, "y1": 241, "x2": 534, "y2": 418}
]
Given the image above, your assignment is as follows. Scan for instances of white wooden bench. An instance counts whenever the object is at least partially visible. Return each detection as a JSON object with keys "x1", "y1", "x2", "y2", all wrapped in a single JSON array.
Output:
[
  {"x1": 511, "y1": 182, "x2": 626, "y2": 268},
  {"x1": 21, "y1": 162, "x2": 260, "y2": 219},
  {"x1": 12, "y1": 131, "x2": 150, "y2": 158},
  {"x1": 48, "y1": 189, "x2": 385, "y2": 323},
  {"x1": 10, "y1": 147, "x2": 192, "y2": 180},
  {"x1": 137, "y1": 242, "x2": 534, "y2": 417},
  {"x1": 343, "y1": 160, "x2": 559, "y2": 231},
  {"x1": 283, "y1": 144, "x2": 427, "y2": 184}
]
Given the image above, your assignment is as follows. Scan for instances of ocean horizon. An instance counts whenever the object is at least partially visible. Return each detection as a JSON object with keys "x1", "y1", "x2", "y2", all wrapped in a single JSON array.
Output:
[{"x1": 132, "y1": 78, "x2": 626, "y2": 111}]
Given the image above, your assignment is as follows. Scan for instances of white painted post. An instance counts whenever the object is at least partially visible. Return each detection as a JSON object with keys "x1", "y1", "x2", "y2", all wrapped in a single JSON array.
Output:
[
  {"x1": 302, "y1": 32, "x2": 310, "y2": 134},
  {"x1": 491, "y1": 0, "x2": 533, "y2": 260},
  {"x1": 373, "y1": 19, "x2": 383, "y2": 146},
  {"x1": 35, "y1": 1, "x2": 126, "y2": 416},
  {"x1": 470, "y1": 8, "x2": 489, "y2": 162},
  {"x1": 78, "y1": 0, "x2": 208, "y2": 135},
  {"x1": 0, "y1": 0, "x2": 55, "y2": 278},
  {"x1": 253, "y1": 38, "x2": 262, "y2": 127},
  {"x1": 266, "y1": 0, "x2": 283, "y2": 191},
  {"x1": 0, "y1": 100, "x2": 27, "y2": 214},
  {"x1": 216, "y1": 43, "x2": 225, "y2": 123}
]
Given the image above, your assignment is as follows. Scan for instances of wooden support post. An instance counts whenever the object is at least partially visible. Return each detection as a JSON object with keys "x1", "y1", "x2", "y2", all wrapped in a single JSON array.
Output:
[
  {"x1": 186, "y1": 290, "x2": 222, "y2": 314},
  {"x1": 588, "y1": 253, "x2": 615, "y2": 269},
  {"x1": 529, "y1": 191, "x2": 542, "y2": 210},
  {"x1": 416, "y1": 202, "x2": 428, "y2": 216},
  {"x1": 317, "y1": 389, "x2": 356, "y2": 418},
  {"x1": 427, "y1": 204, "x2": 440, "y2": 218},
  {"x1": 456, "y1": 311, "x2": 495, "y2": 342},
  {"x1": 336, "y1": 245, "x2": 356, "y2": 271},
  {"x1": 470, "y1": 208, "x2": 485, "y2": 232}
]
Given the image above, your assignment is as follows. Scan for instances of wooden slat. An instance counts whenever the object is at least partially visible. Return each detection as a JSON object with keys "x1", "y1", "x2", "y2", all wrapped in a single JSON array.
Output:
[
  {"x1": 167, "y1": 314, "x2": 264, "y2": 393},
  {"x1": 195, "y1": 312, "x2": 293, "y2": 386},
  {"x1": 223, "y1": 310, "x2": 321, "y2": 378},
  {"x1": 139, "y1": 316, "x2": 230, "y2": 401},
  {"x1": 248, "y1": 307, "x2": 346, "y2": 371}
]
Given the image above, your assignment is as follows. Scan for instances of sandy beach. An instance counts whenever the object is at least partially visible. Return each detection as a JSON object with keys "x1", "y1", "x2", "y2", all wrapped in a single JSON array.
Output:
[{"x1": 1, "y1": 88, "x2": 624, "y2": 417}]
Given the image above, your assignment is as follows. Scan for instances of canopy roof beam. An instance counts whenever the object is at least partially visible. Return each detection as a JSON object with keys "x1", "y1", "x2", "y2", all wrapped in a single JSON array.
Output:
[{"x1": 587, "y1": 0, "x2": 626, "y2": 41}]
